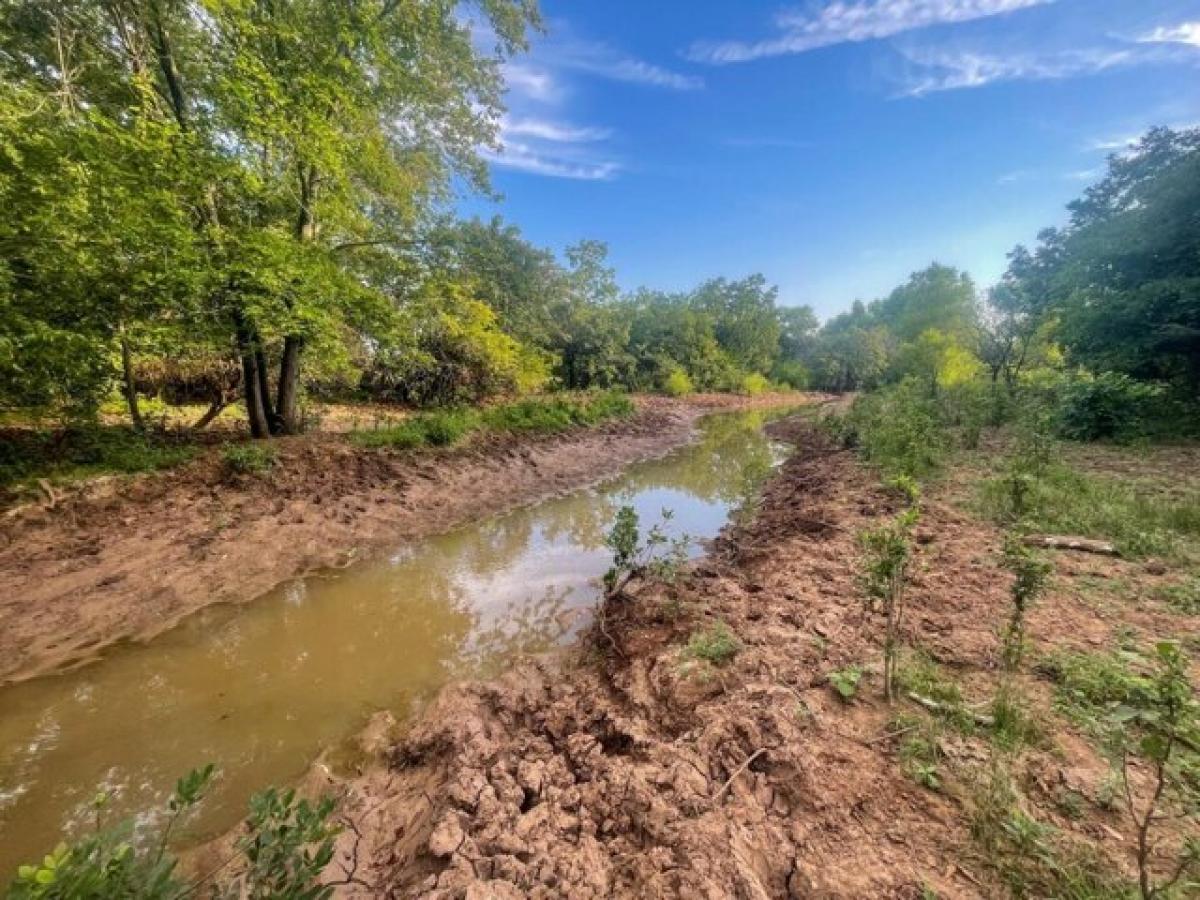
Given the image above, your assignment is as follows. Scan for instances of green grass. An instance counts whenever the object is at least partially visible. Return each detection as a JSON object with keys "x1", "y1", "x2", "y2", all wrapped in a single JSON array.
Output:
[
  {"x1": 221, "y1": 443, "x2": 277, "y2": 475},
  {"x1": 1037, "y1": 648, "x2": 1151, "y2": 737},
  {"x1": 683, "y1": 621, "x2": 741, "y2": 666},
  {"x1": 0, "y1": 426, "x2": 198, "y2": 489},
  {"x1": 977, "y1": 462, "x2": 1200, "y2": 561},
  {"x1": 349, "y1": 392, "x2": 634, "y2": 451}
]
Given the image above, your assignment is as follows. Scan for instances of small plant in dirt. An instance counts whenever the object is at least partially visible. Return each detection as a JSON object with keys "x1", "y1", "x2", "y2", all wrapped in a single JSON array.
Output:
[
  {"x1": 1104, "y1": 641, "x2": 1200, "y2": 900},
  {"x1": 896, "y1": 652, "x2": 974, "y2": 732},
  {"x1": 222, "y1": 442, "x2": 277, "y2": 476},
  {"x1": 827, "y1": 665, "x2": 863, "y2": 702},
  {"x1": 8, "y1": 765, "x2": 342, "y2": 899},
  {"x1": 858, "y1": 483, "x2": 920, "y2": 702},
  {"x1": 603, "y1": 506, "x2": 690, "y2": 599},
  {"x1": 684, "y1": 621, "x2": 740, "y2": 666},
  {"x1": 999, "y1": 535, "x2": 1052, "y2": 672},
  {"x1": 893, "y1": 712, "x2": 945, "y2": 789},
  {"x1": 1156, "y1": 579, "x2": 1200, "y2": 615}
]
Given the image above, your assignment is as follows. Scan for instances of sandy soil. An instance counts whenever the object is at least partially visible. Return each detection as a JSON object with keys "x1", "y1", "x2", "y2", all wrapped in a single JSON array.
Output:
[
  {"x1": 0, "y1": 394, "x2": 807, "y2": 685},
  {"x1": 276, "y1": 416, "x2": 1199, "y2": 898}
]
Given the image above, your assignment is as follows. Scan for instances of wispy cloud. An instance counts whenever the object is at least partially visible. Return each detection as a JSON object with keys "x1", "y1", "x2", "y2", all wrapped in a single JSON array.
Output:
[
  {"x1": 503, "y1": 117, "x2": 611, "y2": 142},
  {"x1": 547, "y1": 39, "x2": 703, "y2": 90},
  {"x1": 1139, "y1": 21, "x2": 1200, "y2": 48},
  {"x1": 485, "y1": 141, "x2": 618, "y2": 180},
  {"x1": 688, "y1": 0, "x2": 1052, "y2": 64},
  {"x1": 502, "y1": 63, "x2": 561, "y2": 102},
  {"x1": 896, "y1": 45, "x2": 1135, "y2": 95}
]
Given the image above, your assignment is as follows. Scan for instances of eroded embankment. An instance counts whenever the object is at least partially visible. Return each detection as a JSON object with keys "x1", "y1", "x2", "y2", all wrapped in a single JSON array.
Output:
[
  {"x1": 0, "y1": 395, "x2": 801, "y2": 685},
  {"x1": 272, "y1": 417, "x2": 988, "y2": 898}
]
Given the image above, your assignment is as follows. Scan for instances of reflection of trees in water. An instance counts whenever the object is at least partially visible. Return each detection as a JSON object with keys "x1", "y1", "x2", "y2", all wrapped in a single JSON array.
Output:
[{"x1": 457, "y1": 582, "x2": 578, "y2": 676}]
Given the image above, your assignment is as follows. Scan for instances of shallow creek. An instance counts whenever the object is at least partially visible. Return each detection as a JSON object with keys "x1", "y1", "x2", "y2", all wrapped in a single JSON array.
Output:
[{"x1": 0, "y1": 409, "x2": 790, "y2": 875}]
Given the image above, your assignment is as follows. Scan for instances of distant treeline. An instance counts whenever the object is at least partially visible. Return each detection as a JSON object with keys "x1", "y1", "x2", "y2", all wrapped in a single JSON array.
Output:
[{"x1": 791, "y1": 126, "x2": 1200, "y2": 413}]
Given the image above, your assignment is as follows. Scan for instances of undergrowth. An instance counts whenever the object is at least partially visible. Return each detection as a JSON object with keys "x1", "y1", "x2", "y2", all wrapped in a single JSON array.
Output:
[
  {"x1": 683, "y1": 621, "x2": 740, "y2": 666},
  {"x1": 0, "y1": 426, "x2": 197, "y2": 489},
  {"x1": 350, "y1": 392, "x2": 633, "y2": 451}
]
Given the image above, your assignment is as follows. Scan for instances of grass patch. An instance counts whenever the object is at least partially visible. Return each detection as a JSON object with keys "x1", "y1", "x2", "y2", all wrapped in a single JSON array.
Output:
[
  {"x1": 683, "y1": 621, "x2": 740, "y2": 666},
  {"x1": 827, "y1": 665, "x2": 863, "y2": 701},
  {"x1": 893, "y1": 712, "x2": 945, "y2": 790},
  {"x1": 977, "y1": 462, "x2": 1200, "y2": 561},
  {"x1": 1155, "y1": 578, "x2": 1200, "y2": 615},
  {"x1": 896, "y1": 652, "x2": 976, "y2": 733},
  {"x1": 1037, "y1": 648, "x2": 1151, "y2": 737},
  {"x1": 0, "y1": 425, "x2": 198, "y2": 488},
  {"x1": 221, "y1": 443, "x2": 277, "y2": 475},
  {"x1": 350, "y1": 392, "x2": 635, "y2": 451}
]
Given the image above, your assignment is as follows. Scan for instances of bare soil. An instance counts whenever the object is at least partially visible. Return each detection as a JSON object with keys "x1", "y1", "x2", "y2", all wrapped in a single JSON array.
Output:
[
  {"x1": 0, "y1": 394, "x2": 805, "y2": 685},
  {"x1": 284, "y1": 416, "x2": 1199, "y2": 899}
]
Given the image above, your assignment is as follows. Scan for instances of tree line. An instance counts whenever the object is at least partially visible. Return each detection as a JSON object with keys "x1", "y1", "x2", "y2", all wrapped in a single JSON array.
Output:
[{"x1": 788, "y1": 126, "x2": 1200, "y2": 412}]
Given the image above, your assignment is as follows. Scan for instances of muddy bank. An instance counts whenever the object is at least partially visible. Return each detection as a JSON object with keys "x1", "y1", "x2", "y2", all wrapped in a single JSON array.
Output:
[
  {"x1": 0, "y1": 394, "x2": 808, "y2": 685},
  {"x1": 294, "y1": 414, "x2": 1195, "y2": 898}
]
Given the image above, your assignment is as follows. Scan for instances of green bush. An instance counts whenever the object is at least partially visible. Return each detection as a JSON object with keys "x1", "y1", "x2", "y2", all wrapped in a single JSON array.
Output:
[
  {"x1": 0, "y1": 426, "x2": 198, "y2": 488},
  {"x1": 770, "y1": 359, "x2": 810, "y2": 390},
  {"x1": 1056, "y1": 372, "x2": 1165, "y2": 442},
  {"x1": 8, "y1": 765, "x2": 338, "y2": 899},
  {"x1": 221, "y1": 442, "x2": 277, "y2": 475},
  {"x1": 845, "y1": 379, "x2": 943, "y2": 479},
  {"x1": 661, "y1": 367, "x2": 694, "y2": 397},
  {"x1": 740, "y1": 372, "x2": 771, "y2": 396}
]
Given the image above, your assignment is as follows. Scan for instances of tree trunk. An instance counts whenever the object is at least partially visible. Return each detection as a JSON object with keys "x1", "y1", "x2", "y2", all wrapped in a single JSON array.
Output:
[
  {"x1": 234, "y1": 313, "x2": 270, "y2": 439},
  {"x1": 275, "y1": 335, "x2": 304, "y2": 434},
  {"x1": 118, "y1": 321, "x2": 143, "y2": 430}
]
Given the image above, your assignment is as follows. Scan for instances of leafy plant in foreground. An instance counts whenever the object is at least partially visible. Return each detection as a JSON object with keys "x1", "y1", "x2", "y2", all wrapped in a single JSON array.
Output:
[
  {"x1": 8, "y1": 766, "x2": 341, "y2": 899},
  {"x1": 1106, "y1": 642, "x2": 1200, "y2": 899},
  {"x1": 603, "y1": 506, "x2": 690, "y2": 599},
  {"x1": 858, "y1": 481, "x2": 921, "y2": 702}
]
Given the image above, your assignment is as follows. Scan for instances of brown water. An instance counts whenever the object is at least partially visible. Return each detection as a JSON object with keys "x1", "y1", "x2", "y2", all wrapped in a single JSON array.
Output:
[{"x1": 0, "y1": 410, "x2": 786, "y2": 876}]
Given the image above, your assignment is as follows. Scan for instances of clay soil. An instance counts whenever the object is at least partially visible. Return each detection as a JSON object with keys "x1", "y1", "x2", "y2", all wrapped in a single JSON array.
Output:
[
  {"x1": 297, "y1": 416, "x2": 1200, "y2": 899},
  {"x1": 0, "y1": 394, "x2": 803, "y2": 685}
]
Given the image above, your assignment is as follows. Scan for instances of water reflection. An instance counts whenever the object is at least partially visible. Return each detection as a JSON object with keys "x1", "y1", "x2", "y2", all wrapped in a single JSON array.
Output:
[{"x1": 0, "y1": 408, "x2": 789, "y2": 875}]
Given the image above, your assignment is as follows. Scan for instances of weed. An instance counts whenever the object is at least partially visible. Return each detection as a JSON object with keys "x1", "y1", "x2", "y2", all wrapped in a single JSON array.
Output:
[
  {"x1": 828, "y1": 665, "x2": 863, "y2": 701},
  {"x1": 1039, "y1": 648, "x2": 1151, "y2": 736},
  {"x1": 898, "y1": 717, "x2": 944, "y2": 790},
  {"x1": 0, "y1": 426, "x2": 197, "y2": 488},
  {"x1": 221, "y1": 442, "x2": 277, "y2": 475},
  {"x1": 684, "y1": 621, "x2": 741, "y2": 666}
]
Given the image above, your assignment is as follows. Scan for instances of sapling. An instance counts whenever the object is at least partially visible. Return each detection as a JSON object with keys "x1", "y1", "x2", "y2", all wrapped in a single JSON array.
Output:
[
  {"x1": 999, "y1": 535, "x2": 1052, "y2": 672},
  {"x1": 603, "y1": 506, "x2": 690, "y2": 600},
  {"x1": 1107, "y1": 642, "x2": 1200, "y2": 900},
  {"x1": 858, "y1": 479, "x2": 921, "y2": 702}
]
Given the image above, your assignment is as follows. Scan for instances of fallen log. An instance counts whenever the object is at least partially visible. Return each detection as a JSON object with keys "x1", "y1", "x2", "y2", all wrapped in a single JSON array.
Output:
[{"x1": 1022, "y1": 534, "x2": 1119, "y2": 556}]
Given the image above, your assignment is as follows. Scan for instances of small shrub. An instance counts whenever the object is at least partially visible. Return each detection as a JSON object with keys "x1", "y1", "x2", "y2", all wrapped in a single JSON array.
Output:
[
  {"x1": 222, "y1": 442, "x2": 277, "y2": 475},
  {"x1": 8, "y1": 765, "x2": 342, "y2": 899},
  {"x1": 661, "y1": 367, "x2": 694, "y2": 397},
  {"x1": 740, "y1": 372, "x2": 771, "y2": 396},
  {"x1": 828, "y1": 665, "x2": 863, "y2": 701},
  {"x1": 1104, "y1": 642, "x2": 1200, "y2": 899},
  {"x1": 603, "y1": 506, "x2": 690, "y2": 599},
  {"x1": 1000, "y1": 536, "x2": 1052, "y2": 672},
  {"x1": 858, "y1": 487, "x2": 920, "y2": 702},
  {"x1": 845, "y1": 379, "x2": 943, "y2": 479},
  {"x1": 684, "y1": 621, "x2": 740, "y2": 665},
  {"x1": 1155, "y1": 579, "x2": 1200, "y2": 614},
  {"x1": 418, "y1": 408, "x2": 478, "y2": 445}
]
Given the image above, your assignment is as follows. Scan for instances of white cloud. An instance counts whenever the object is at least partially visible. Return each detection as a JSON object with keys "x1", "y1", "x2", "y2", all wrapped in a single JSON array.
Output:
[
  {"x1": 1088, "y1": 134, "x2": 1140, "y2": 152},
  {"x1": 485, "y1": 141, "x2": 618, "y2": 180},
  {"x1": 503, "y1": 117, "x2": 610, "y2": 142},
  {"x1": 549, "y1": 40, "x2": 703, "y2": 89},
  {"x1": 1139, "y1": 21, "x2": 1200, "y2": 48},
  {"x1": 897, "y1": 45, "x2": 1134, "y2": 95},
  {"x1": 1064, "y1": 167, "x2": 1102, "y2": 181},
  {"x1": 502, "y1": 63, "x2": 561, "y2": 102},
  {"x1": 688, "y1": 0, "x2": 1052, "y2": 64}
]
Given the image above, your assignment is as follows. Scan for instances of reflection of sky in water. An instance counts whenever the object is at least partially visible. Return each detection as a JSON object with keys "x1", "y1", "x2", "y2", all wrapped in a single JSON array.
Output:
[{"x1": 0, "y1": 409, "x2": 792, "y2": 876}]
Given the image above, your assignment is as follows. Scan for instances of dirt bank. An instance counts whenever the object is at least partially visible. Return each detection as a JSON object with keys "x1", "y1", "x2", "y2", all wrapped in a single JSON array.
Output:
[
  {"x1": 0, "y1": 394, "x2": 807, "y2": 685},
  {"x1": 293, "y1": 416, "x2": 1196, "y2": 898}
]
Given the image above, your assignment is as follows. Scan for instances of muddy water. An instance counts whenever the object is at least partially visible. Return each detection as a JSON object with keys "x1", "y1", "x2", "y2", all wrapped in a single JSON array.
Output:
[{"x1": 0, "y1": 410, "x2": 787, "y2": 875}]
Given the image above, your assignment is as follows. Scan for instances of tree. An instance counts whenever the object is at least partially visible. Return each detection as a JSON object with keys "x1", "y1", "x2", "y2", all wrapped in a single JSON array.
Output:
[
  {"x1": 0, "y1": 0, "x2": 542, "y2": 437},
  {"x1": 873, "y1": 263, "x2": 979, "y2": 346},
  {"x1": 691, "y1": 275, "x2": 782, "y2": 374}
]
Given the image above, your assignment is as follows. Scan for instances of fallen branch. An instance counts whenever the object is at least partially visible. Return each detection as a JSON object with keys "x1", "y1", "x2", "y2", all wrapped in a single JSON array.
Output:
[
  {"x1": 713, "y1": 748, "x2": 767, "y2": 802},
  {"x1": 1022, "y1": 534, "x2": 1118, "y2": 556},
  {"x1": 907, "y1": 692, "x2": 994, "y2": 728}
]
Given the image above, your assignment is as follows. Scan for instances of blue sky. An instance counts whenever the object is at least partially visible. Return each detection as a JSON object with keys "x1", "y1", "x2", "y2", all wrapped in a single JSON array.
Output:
[{"x1": 460, "y1": 0, "x2": 1200, "y2": 319}]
